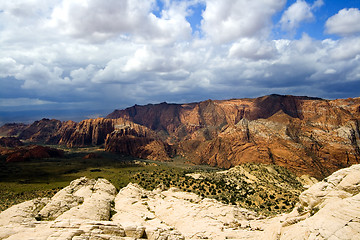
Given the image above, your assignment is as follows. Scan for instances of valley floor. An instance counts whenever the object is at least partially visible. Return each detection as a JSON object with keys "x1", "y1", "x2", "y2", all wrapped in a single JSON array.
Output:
[{"x1": 0, "y1": 146, "x2": 302, "y2": 215}]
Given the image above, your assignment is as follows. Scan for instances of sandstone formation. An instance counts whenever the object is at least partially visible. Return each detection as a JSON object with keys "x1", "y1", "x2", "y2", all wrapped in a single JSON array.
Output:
[
  {"x1": 2, "y1": 94, "x2": 360, "y2": 177},
  {"x1": 60, "y1": 118, "x2": 114, "y2": 147},
  {"x1": 2, "y1": 145, "x2": 64, "y2": 162},
  {"x1": 7, "y1": 117, "x2": 171, "y2": 161},
  {"x1": 1, "y1": 164, "x2": 359, "y2": 239},
  {"x1": 0, "y1": 177, "x2": 184, "y2": 240},
  {"x1": 18, "y1": 118, "x2": 63, "y2": 143},
  {"x1": 104, "y1": 124, "x2": 171, "y2": 161},
  {"x1": 107, "y1": 95, "x2": 360, "y2": 178},
  {"x1": 12, "y1": 119, "x2": 77, "y2": 145},
  {"x1": 263, "y1": 163, "x2": 360, "y2": 239},
  {"x1": 47, "y1": 120, "x2": 77, "y2": 145}
]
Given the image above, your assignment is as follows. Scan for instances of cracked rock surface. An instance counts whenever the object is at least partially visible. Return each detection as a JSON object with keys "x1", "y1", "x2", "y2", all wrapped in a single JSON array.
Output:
[{"x1": 1, "y1": 164, "x2": 360, "y2": 239}]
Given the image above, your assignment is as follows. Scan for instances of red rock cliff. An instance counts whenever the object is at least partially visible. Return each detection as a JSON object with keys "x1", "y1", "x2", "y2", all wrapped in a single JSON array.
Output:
[
  {"x1": 107, "y1": 95, "x2": 360, "y2": 178},
  {"x1": 3, "y1": 95, "x2": 360, "y2": 178}
]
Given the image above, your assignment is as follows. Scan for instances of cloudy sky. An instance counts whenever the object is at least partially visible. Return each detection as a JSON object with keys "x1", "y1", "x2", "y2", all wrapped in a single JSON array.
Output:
[{"x1": 1, "y1": 0, "x2": 360, "y2": 123}]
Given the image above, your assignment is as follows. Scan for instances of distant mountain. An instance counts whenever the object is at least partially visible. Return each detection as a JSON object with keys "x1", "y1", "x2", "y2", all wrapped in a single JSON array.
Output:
[{"x1": 3, "y1": 94, "x2": 360, "y2": 178}]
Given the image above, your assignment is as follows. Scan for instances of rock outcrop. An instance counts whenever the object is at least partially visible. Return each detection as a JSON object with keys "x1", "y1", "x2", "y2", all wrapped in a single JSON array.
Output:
[
  {"x1": 60, "y1": 118, "x2": 114, "y2": 147},
  {"x1": 18, "y1": 118, "x2": 63, "y2": 143},
  {"x1": 105, "y1": 123, "x2": 171, "y2": 161},
  {"x1": 0, "y1": 177, "x2": 184, "y2": 240},
  {"x1": 1, "y1": 164, "x2": 359, "y2": 239},
  {"x1": 107, "y1": 95, "x2": 360, "y2": 178},
  {"x1": 263, "y1": 163, "x2": 360, "y2": 239},
  {"x1": 2, "y1": 145, "x2": 64, "y2": 162}
]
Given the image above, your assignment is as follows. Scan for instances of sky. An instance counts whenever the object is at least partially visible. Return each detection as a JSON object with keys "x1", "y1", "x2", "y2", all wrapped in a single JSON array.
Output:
[{"x1": 1, "y1": 0, "x2": 360, "y2": 123}]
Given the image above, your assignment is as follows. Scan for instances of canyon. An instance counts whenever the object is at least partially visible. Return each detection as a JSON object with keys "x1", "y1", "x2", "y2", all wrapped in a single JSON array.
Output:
[{"x1": 1, "y1": 94, "x2": 360, "y2": 178}]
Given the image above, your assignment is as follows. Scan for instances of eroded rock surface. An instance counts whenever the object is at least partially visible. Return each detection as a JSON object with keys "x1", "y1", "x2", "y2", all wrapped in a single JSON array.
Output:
[
  {"x1": 107, "y1": 95, "x2": 360, "y2": 178},
  {"x1": 264, "y1": 164, "x2": 360, "y2": 240},
  {"x1": 1, "y1": 165, "x2": 359, "y2": 239},
  {"x1": 0, "y1": 177, "x2": 183, "y2": 240}
]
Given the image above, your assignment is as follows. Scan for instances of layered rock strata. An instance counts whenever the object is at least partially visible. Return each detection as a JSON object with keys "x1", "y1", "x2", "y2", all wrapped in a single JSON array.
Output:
[
  {"x1": 107, "y1": 95, "x2": 360, "y2": 178},
  {"x1": 3, "y1": 95, "x2": 360, "y2": 177}
]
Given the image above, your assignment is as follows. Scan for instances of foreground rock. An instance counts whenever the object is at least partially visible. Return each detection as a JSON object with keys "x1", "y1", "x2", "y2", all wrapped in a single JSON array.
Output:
[
  {"x1": 274, "y1": 164, "x2": 360, "y2": 239},
  {"x1": 0, "y1": 177, "x2": 183, "y2": 240},
  {"x1": 1, "y1": 164, "x2": 360, "y2": 239}
]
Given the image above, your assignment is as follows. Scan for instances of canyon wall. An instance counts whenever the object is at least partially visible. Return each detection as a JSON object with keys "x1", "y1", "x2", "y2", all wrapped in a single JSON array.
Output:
[{"x1": 4, "y1": 95, "x2": 360, "y2": 178}]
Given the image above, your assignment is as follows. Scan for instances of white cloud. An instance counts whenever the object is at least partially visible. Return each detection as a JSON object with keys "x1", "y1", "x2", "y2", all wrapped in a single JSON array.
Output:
[
  {"x1": 123, "y1": 46, "x2": 184, "y2": 73},
  {"x1": 92, "y1": 58, "x2": 132, "y2": 84},
  {"x1": 15, "y1": 63, "x2": 70, "y2": 89},
  {"x1": 328, "y1": 37, "x2": 360, "y2": 60},
  {"x1": 0, "y1": 98, "x2": 56, "y2": 107},
  {"x1": 311, "y1": 0, "x2": 324, "y2": 10},
  {"x1": 228, "y1": 38, "x2": 277, "y2": 60},
  {"x1": 48, "y1": 0, "x2": 192, "y2": 44},
  {"x1": 280, "y1": 0, "x2": 314, "y2": 32},
  {"x1": 0, "y1": 0, "x2": 56, "y2": 21},
  {"x1": 325, "y1": 8, "x2": 360, "y2": 36},
  {"x1": 0, "y1": 58, "x2": 23, "y2": 77},
  {"x1": 70, "y1": 64, "x2": 98, "y2": 84},
  {"x1": 324, "y1": 69, "x2": 336, "y2": 74},
  {"x1": 201, "y1": 0, "x2": 286, "y2": 43}
]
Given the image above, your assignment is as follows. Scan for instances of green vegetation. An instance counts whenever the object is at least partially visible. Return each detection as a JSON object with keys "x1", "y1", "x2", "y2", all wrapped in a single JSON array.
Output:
[
  {"x1": 129, "y1": 163, "x2": 303, "y2": 215},
  {"x1": 0, "y1": 146, "x2": 303, "y2": 216},
  {"x1": 0, "y1": 147, "x2": 148, "y2": 211}
]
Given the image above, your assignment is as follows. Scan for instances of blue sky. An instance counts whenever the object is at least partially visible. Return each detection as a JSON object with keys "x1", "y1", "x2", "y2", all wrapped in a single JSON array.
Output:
[{"x1": 0, "y1": 0, "x2": 360, "y2": 124}]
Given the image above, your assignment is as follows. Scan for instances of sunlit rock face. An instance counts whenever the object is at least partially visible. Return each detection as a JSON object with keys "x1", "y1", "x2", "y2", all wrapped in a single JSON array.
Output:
[
  {"x1": 107, "y1": 95, "x2": 360, "y2": 178},
  {"x1": 0, "y1": 164, "x2": 359, "y2": 239},
  {"x1": 5, "y1": 94, "x2": 360, "y2": 177},
  {"x1": 265, "y1": 164, "x2": 360, "y2": 240}
]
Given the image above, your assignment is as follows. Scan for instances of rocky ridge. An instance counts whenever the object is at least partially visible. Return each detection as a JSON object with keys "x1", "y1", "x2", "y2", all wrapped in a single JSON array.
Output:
[
  {"x1": 0, "y1": 123, "x2": 27, "y2": 137},
  {"x1": 3, "y1": 95, "x2": 360, "y2": 177},
  {"x1": 0, "y1": 164, "x2": 359, "y2": 239},
  {"x1": 0, "y1": 145, "x2": 64, "y2": 162},
  {"x1": 107, "y1": 95, "x2": 360, "y2": 178},
  {"x1": 4, "y1": 118, "x2": 170, "y2": 162}
]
